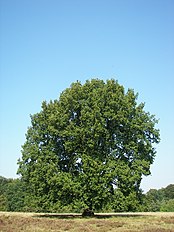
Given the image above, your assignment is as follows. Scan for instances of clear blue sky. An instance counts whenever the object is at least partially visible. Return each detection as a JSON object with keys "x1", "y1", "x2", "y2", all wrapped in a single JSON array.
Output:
[{"x1": 0, "y1": 0, "x2": 174, "y2": 192}]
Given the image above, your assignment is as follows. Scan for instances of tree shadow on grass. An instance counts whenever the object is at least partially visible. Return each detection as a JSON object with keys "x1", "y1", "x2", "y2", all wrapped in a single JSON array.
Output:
[{"x1": 35, "y1": 213, "x2": 146, "y2": 219}]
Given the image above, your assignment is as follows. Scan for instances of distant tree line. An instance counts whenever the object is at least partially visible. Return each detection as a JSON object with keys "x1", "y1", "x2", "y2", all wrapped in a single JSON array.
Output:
[{"x1": 0, "y1": 176, "x2": 173, "y2": 212}]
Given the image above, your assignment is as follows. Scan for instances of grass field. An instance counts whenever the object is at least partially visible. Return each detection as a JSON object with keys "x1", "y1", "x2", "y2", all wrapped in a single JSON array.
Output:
[{"x1": 0, "y1": 212, "x2": 174, "y2": 232}]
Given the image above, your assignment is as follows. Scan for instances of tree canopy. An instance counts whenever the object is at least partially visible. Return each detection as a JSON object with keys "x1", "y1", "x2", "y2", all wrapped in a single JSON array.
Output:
[{"x1": 17, "y1": 79, "x2": 160, "y2": 212}]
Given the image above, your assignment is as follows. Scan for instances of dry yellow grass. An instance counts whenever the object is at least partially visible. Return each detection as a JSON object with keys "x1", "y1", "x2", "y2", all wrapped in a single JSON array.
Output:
[{"x1": 0, "y1": 212, "x2": 174, "y2": 232}]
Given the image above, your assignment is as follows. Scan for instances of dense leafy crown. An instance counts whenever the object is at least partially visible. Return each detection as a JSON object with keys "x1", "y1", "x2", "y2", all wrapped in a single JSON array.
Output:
[{"x1": 18, "y1": 79, "x2": 160, "y2": 212}]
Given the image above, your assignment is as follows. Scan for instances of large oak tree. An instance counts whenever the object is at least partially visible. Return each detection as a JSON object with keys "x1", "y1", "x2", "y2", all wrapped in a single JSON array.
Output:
[{"x1": 18, "y1": 79, "x2": 160, "y2": 212}]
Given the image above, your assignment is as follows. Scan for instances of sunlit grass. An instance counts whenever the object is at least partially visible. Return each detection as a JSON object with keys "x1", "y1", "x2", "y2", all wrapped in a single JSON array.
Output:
[{"x1": 0, "y1": 212, "x2": 174, "y2": 232}]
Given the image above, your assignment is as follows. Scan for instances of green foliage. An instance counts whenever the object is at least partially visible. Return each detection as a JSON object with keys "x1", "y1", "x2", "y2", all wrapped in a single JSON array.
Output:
[
  {"x1": 5, "y1": 179, "x2": 26, "y2": 212},
  {"x1": 160, "y1": 199, "x2": 174, "y2": 212},
  {"x1": 144, "y1": 189, "x2": 163, "y2": 211},
  {"x1": 0, "y1": 176, "x2": 11, "y2": 211},
  {"x1": 17, "y1": 79, "x2": 160, "y2": 212},
  {"x1": 0, "y1": 177, "x2": 26, "y2": 212},
  {"x1": 0, "y1": 194, "x2": 7, "y2": 211},
  {"x1": 162, "y1": 184, "x2": 174, "y2": 200},
  {"x1": 144, "y1": 184, "x2": 174, "y2": 212}
]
